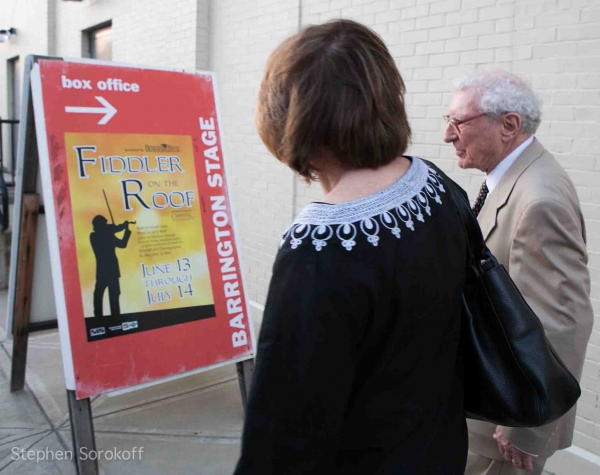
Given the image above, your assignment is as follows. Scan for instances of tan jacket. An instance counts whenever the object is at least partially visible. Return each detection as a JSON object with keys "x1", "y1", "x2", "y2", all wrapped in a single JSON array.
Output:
[{"x1": 467, "y1": 138, "x2": 594, "y2": 459}]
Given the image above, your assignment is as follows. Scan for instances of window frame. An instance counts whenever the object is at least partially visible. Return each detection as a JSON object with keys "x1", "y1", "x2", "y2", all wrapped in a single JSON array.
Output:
[{"x1": 82, "y1": 21, "x2": 113, "y2": 60}]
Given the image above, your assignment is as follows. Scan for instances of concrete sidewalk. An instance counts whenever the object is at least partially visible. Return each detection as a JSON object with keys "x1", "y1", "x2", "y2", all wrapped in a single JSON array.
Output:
[
  {"x1": 0, "y1": 291, "x2": 244, "y2": 474},
  {"x1": 0, "y1": 288, "x2": 596, "y2": 474}
]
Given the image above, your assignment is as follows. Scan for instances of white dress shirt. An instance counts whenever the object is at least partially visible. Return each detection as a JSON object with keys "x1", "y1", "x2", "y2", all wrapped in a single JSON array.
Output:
[{"x1": 486, "y1": 136, "x2": 534, "y2": 194}]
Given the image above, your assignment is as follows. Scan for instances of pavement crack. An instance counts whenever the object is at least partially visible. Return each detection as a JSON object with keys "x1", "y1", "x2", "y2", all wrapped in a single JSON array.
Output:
[
  {"x1": 62, "y1": 429, "x2": 241, "y2": 444},
  {"x1": 0, "y1": 429, "x2": 51, "y2": 449},
  {"x1": 0, "y1": 431, "x2": 49, "y2": 472}
]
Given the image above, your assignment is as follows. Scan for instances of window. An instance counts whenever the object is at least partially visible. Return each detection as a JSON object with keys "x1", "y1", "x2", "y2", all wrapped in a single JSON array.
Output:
[
  {"x1": 85, "y1": 22, "x2": 112, "y2": 60},
  {"x1": 4, "y1": 56, "x2": 21, "y2": 182},
  {"x1": 7, "y1": 56, "x2": 21, "y2": 120}
]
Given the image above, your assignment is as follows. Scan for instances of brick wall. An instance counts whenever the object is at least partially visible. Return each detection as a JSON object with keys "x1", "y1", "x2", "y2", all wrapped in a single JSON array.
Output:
[
  {"x1": 208, "y1": 0, "x2": 300, "y2": 313},
  {"x1": 0, "y1": 0, "x2": 51, "y2": 116},
  {"x1": 54, "y1": 0, "x2": 207, "y2": 70},
  {"x1": 0, "y1": 0, "x2": 209, "y2": 85}
]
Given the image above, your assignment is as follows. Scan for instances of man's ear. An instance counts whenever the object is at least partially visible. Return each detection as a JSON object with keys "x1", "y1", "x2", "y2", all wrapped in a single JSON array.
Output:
[{"x1": 501, "y1": 113, "x2": 522, "y2": 141}]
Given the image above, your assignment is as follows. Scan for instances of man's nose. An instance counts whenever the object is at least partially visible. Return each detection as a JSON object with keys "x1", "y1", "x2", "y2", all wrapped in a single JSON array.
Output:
[{"x1": 443, "y1": 123, "x2": 457, "y2": 144}]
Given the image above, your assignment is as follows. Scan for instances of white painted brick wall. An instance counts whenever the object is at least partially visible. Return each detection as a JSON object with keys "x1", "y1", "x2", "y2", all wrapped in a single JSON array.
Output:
[
  {"x1": 209, "y1": 0, "x2": 299, "y2": 307},
  {"x1": 1, "y1": 0, "x2": 599, "y2": 460},
  {"x1": 0, "y1": 0, "x2": 51, "y2": 117}
]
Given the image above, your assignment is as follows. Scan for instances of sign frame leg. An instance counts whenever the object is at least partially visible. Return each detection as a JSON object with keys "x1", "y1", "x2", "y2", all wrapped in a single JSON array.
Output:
[
  {"x1": 10, "y1": 193, "x2": 40, "y2": 392},
  {"x1": 236, "y1": 359, "x2": 255, "y2": 411},
  {"x1": 67, "y1": 390, "x2": 99, "y2": 475}
]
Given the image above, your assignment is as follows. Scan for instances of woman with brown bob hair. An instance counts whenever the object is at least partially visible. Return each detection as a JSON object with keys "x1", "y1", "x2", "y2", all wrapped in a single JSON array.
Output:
[{"x1": 235, "y1": 19, "x2": 468, "y2": 474}]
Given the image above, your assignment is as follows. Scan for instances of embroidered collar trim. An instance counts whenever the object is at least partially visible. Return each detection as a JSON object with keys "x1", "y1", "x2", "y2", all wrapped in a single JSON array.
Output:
[{"x1": 280, "y1": 157, "x2": 446, "y2": 252}]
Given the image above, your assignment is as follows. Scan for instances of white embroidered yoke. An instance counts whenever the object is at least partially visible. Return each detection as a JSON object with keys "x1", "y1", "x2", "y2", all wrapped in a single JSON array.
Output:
[{"x1": 280, "y1": 158, "x2": 446, "y2": 252}]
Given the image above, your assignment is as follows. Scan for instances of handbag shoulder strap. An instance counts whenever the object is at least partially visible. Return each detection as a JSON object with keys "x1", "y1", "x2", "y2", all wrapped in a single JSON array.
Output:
[{"x1": 421, "y1": 159, "x2": 494, "y2": 266}]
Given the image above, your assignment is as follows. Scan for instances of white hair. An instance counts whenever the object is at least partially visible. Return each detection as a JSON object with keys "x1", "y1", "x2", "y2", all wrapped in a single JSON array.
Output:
[{"x1": 453, "y1": 71, "x2": 542, "y2": 135}]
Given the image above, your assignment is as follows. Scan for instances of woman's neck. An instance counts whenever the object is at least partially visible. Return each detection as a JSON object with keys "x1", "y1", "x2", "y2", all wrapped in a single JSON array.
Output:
[{"x1": 317, "y1": 155, "x2": 412, "y2": 204}]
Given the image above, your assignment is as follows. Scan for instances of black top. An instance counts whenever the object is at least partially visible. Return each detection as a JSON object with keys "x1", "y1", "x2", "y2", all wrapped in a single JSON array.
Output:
[{"x1": 235, "y1": 158, "x2": 468, "y2": 474}]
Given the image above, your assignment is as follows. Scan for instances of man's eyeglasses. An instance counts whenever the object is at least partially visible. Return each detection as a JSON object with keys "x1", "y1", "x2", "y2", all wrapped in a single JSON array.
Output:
[{"x1": 443, "y1": 112, "x2": 488, "y2": 134}]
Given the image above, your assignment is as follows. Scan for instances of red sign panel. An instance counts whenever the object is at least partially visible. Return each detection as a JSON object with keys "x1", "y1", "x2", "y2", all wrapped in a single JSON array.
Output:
[{"x1": 31, "y1": 58, "x2": 253, "y2": 399}]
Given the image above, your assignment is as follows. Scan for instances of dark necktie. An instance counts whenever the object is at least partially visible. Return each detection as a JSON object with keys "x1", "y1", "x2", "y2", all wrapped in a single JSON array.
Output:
[{"x1": 472, "y1": 181, "x2": 489, "y2": 217}]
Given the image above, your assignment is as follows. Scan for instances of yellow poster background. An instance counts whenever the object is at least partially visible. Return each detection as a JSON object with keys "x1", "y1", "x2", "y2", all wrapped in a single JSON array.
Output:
[{"x1": 64, "y1": 133, "x2": 214, "y2": 318}]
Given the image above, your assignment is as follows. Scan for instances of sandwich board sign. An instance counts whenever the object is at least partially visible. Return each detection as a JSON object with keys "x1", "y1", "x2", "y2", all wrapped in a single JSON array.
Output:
[
  {"x1": 6, "y1": 55, "x2": 259, "y2": 474},
  {"x1": 9, "y1": 55, "x2": 256, "y2": 473},
  {"x1": 25, "y1": 56, "x2": 255, "y2": 400}
]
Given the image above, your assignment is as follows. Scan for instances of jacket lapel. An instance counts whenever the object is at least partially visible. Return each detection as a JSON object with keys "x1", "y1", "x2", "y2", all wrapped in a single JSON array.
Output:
[{"x1": 478, "y1": 138, "x2": 545, "y2": 240}]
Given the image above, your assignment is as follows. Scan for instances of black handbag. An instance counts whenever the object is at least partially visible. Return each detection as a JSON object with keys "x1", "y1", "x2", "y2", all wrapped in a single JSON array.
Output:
[{"x1": 426, "y1": 161, "x2": 581, "y2": 428}]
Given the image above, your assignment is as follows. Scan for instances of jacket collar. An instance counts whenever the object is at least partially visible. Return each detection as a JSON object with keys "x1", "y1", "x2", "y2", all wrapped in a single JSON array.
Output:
[{"x1": 478, "y1": 138, "x2": 545, "y2": 240}]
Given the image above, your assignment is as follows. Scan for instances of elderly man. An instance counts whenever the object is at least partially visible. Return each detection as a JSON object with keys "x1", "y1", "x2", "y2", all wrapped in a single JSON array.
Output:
[{"x1": 443, "y1": 70, "x2": 594, "y2": 475}]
